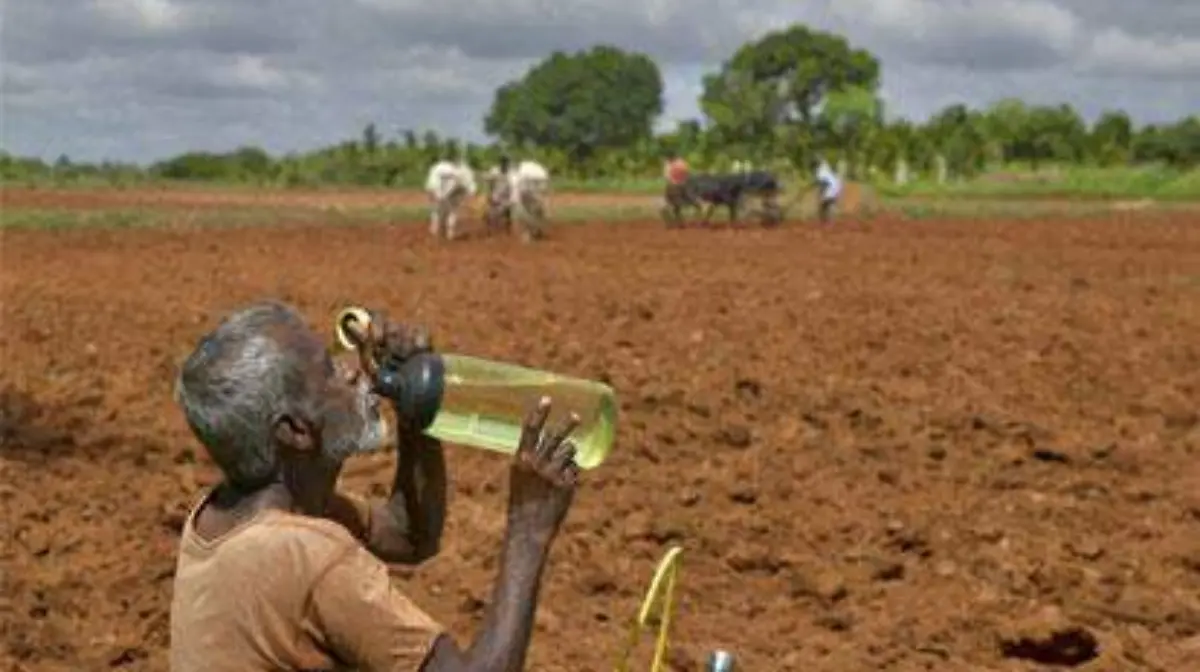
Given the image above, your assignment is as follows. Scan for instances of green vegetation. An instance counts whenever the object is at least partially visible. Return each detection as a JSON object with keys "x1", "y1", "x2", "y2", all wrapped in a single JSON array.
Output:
[
  {"x1": 7, "y1": 193, "x2": 1175, "y2": 233},
  {"x1": 0, "y1": 198, "x2": 665, "y2": 231},
  {"x1": 0, "y1": 206, "x2": 402, "y2": 231},
  {"x1": 3, "y1": 23, "x2": 1198, "y2": 200},
  {"x1": 877, "y1": 165, "x2": 1200, "y2": 201}
]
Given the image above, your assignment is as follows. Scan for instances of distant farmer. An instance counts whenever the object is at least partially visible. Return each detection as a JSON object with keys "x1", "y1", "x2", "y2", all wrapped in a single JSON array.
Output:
[
  {"x1": 484, "y1": 154, "x2": 514, "y2": 235},
  {"x1": 424, "y1": 158, "x2": 477, "y2": 240},
  {"x1": 487, "y1": 157, "x2": 550, "y2": 243},
  {"x1": 169, "y1": 300, "x2": 584, "y2": 671},
  {"x1": 812, "y1": 157, "x2": 841, "y2": 224},
  {"x1": 661, "y1": 152, "x2": 693, "y2": 226}
]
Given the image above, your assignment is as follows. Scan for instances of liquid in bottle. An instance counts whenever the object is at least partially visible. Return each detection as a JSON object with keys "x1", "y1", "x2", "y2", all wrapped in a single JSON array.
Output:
[{"x1": 378, "y1": 353, "x2": 617, "y2": 470}]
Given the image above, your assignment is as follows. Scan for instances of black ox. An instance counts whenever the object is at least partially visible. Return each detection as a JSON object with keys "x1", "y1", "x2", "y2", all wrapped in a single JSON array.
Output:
[{"x1": 661, "y1": 170, "x2": 784, "y2": 228}]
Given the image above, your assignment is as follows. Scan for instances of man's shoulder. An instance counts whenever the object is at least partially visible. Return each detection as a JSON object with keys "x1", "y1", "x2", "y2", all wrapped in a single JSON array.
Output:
[
  {"x1": 256, "y1": 510, "x2": 364, "y2": 549},
  {"x1": 182, "y1": 505, "x2": 366, "y2": 575}
]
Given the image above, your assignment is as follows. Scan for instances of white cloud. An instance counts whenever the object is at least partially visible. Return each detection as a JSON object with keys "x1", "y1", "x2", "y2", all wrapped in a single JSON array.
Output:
[
  {"x1": 94, "y1": 0, "x2": 187, "y2": 30},
  {"x1": 1, "y1": 0, "x2": 1197, "y2": 163},
  {"x1": 835, "y1": 0, "x2": 1083, "y2": 69},
  {"x1": 1083, "y1": 29, "x2": 1200, "y2": 79}
]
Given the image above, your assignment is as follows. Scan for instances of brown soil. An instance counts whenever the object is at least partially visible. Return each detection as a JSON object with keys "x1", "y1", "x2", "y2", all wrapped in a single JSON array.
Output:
[
  {"x1": 786, "y1": 183, "x2": 879, "y2": 217},
  {"x1": 2, "y1": 201, "x2": 1199, "y2": 671},
  {"x1": 0, "y1": 186, "x2": 653, "y2": 211}
]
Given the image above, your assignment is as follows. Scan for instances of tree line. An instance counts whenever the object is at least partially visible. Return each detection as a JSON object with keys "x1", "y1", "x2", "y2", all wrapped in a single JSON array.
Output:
[{"x1": 4, "y1": 24, "x2": 1198, "y2": 188}]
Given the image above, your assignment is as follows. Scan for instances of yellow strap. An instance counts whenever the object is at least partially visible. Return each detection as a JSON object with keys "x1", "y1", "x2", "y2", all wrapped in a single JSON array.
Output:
[{"x1": 614, "y1": 546, "x2": 683, "y2": 672}]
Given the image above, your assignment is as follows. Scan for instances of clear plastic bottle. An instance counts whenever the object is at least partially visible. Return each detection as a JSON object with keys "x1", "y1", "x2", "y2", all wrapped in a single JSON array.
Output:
[
  {"x1": 334, "y1": 306, "x2": 617, "y2": 469},
  {"x1": 419, "y1": 354, "x2": 617, "y2": 470}
]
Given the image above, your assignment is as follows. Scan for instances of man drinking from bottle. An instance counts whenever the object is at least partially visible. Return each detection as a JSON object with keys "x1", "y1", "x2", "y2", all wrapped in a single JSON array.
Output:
[{"x1": 169, "y1": 300, "x2": 583, "y2": 671}]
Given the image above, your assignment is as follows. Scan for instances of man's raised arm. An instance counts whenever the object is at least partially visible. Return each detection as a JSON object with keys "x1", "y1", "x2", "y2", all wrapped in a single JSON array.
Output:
[{"x1": 422, "y1": 398, "x2": 581, "y2": 672}]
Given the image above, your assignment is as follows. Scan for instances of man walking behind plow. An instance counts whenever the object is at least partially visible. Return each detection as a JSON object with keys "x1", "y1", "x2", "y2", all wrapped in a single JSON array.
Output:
[{"x1": 485, "y1": 156, "x2": 550, "y2": 243}]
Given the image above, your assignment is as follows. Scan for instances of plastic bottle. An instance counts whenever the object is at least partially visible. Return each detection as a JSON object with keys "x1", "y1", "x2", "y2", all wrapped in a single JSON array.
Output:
[
  {"x1": 333, "y1": 307, "x2": 617, "y2": 468},
  {"x1": 377, "y1": 352, "x2": 617, "y2": 470}
]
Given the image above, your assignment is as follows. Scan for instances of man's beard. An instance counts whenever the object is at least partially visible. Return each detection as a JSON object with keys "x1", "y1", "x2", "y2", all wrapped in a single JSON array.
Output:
[{"x1": 324, "y1": 383, "x2": 394, "y2": 459}]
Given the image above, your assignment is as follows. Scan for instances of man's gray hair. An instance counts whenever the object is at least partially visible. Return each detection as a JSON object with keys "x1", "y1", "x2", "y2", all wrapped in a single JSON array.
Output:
[{"x1": 174, "y1": 301, "x2": 316, "y2": 489}]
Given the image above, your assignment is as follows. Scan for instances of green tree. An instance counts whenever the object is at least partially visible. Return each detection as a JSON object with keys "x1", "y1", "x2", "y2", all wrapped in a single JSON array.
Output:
[
  {"x1": 1023, "y1": 104, "x2": 1087, "y2": 168},
  {"x1": 361, "y1": 123, "x2": 380, "y2": 154},
  {"x1": 401, "y1": 129, "x2": 419, "y2": 150},
  {"x1": 1137, "y1": 116, "x2": 1200, "y2": 168},
  {"x1": 1088, "y1": 110, "x2": 1133, "y2": 166},
  {"x1": 818, "y1": 86, "x2": 883, "y2": 177},
  {"x1": 483, "y1": 45, "x2": 664, "y2": 165},
  {"x1": 874, "y1": 119, "x2": 920, "y2": 178},
  {"x1": 925, "y1": 104, "x2": 989, "y2": 178},
  {"x1": 983, "y1": 98, "x2": 1030, "y2": 165},
  {"x1": 699, "y1": 24, "x2": 881, "y2": 165}
]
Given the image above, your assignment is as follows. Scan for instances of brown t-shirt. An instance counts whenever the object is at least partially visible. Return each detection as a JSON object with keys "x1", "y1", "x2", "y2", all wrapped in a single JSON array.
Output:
[{"x1": 169, "y1": 491, "x2": 444, "y2": 671}]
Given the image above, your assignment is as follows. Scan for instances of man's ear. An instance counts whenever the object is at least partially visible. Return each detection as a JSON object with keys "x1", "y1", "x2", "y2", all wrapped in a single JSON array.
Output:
[{"x1": 273, "y1": 412, "x2": 317, "y2": 456}]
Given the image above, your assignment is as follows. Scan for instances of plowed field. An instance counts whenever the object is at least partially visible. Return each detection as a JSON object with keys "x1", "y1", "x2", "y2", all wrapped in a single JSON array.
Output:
[{"x1": 2, "y1": 190, "x2": 1199, "y2": 670}]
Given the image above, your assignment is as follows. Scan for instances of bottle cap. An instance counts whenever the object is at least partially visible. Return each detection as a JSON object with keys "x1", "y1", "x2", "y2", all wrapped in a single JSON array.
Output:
[{"x1": 375, "y1": 353, "x2": 445, "y2": 430}]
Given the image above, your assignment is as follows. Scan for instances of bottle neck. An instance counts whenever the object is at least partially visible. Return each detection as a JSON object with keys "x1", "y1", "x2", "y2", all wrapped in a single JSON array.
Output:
[{"x1": 378, "y1": 352, "x2": 446, "y2": 431}]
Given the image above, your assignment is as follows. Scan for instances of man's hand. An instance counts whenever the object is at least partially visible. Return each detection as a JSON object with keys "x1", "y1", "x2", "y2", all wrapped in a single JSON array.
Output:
[
  {"x1": 363, "y1": 310, "x2": 438, "y2": 444},
  {"x1": 335, "y1": 308, "x2": 447, "y2": 565},
  {"x1": 507, "y1": 397, "x2": 581, "y2": 544},
  {"x1": 366, "y1": 309, "x2": 433, "y2": 368},
  {"x1": 418, "y1": 397, "x2": 582, "y2": 672}
]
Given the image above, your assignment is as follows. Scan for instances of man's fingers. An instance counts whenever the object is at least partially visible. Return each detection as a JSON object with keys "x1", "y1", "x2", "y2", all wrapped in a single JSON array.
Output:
[
  {"x1": 410, "y1": 326, "x2": 432, "y2": 351},
  {"x1": 517, "y1": 397, "x2": 552, "y2": 459},
  {"x1": 537, "y1": 441, "x2": 579, "y2": 489},
  {"x1": 549, "y1": 440, "x2": 577, "y2": 471},
  {"x1": 556, "y1": 461, "x2": 580, "y2": 488},
  {"x1": 541, "y1": 413, "x2": 580, "y2": 456},
  {"x1": 381, "y1": 322, "x2": 432, "y2": 359},
  {"x1": 367, "y1": 309, "x2": 389, "y2": 340},
  {"x1": 393, "y1": 323, "x2": 430, "y2": 354},
  {"x1": 534, "y1": 411, "x2": 576, "y2": 462}
]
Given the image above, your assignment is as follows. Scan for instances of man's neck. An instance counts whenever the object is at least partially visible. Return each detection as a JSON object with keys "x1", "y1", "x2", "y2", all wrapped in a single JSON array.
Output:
[
  {"x1": 193, "y1": 482, "x2": 296, "y2": 541},
  {"x1": 215, "y1": 480, "x2": 293, "y2": 509}
]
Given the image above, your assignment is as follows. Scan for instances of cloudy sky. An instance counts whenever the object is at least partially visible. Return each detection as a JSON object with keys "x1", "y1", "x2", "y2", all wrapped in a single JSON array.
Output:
[{"x1": 3, "y1": 0, "x2": 1197, "y2": 163}]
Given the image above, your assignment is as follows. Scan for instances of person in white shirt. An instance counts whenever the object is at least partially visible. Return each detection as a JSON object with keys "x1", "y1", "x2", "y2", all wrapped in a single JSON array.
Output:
[
  {"x1": 812, "y1": 157, "x2": 842, "y2": 224},
  {"x1": 424, "y1": 159, "x2": 477, "y2": 240},
  {"x1": 485, "y1": 157, "x2": 550, "y2": 243},
  {"x1": 483, "y1": 156, "x2": 514, "y2": 235}
]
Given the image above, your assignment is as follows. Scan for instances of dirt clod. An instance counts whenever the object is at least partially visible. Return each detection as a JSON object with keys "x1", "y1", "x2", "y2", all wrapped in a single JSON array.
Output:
[{"x1": 999, "y1": 616, "x2": 1101, "y2": 666}]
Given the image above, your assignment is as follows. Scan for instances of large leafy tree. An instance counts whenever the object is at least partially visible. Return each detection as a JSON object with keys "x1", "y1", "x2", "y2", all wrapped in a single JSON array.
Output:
[
  {"x1": 1135, "y1": 117, "x2": 1200, "y2": 168},
  {"x1": 483, "y1": 45, "x2": 664, "y2": 162},
  {"x1": 699, "y1": 24, "x2": 881, "y2": 162},
  {"x1": 1089, "y1": 110, "x2": 1134, "y2": 166},
  {"x1": 1022, "y1": 104, "x2": 1088, "y2": 168},
  {"x1": 818, "y1": 86, "x2": 884, "y2": 176},
  {"x1": 924, "y1": 104, "x2": 990, "y2": 177},
  {"x1": 983, "y1": 98, "x2": 1031, "y2": 165}
]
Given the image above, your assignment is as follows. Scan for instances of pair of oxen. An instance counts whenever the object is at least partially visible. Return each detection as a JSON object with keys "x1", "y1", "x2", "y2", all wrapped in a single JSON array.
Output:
[{"x1": 661, "y1": 170, "x2": 785, "y2": 228}]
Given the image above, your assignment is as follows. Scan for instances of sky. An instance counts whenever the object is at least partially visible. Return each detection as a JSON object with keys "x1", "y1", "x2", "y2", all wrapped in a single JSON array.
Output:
[{"x1": 2, "y1": 0, "x2": 1198, "y2": 164}]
